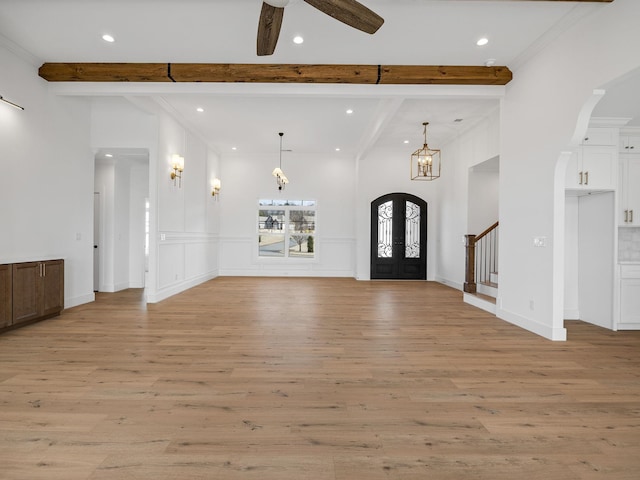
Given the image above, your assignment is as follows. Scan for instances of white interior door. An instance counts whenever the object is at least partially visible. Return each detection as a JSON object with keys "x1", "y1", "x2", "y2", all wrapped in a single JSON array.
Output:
[{"x1": 93, "y1": 192, "x2": 100, "y2": 292}]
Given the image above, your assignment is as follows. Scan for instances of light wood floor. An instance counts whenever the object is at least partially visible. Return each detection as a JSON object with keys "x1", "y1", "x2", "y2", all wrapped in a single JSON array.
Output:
[{"x1": 1, "y1": 277, "x2": 639, "y2": 479}]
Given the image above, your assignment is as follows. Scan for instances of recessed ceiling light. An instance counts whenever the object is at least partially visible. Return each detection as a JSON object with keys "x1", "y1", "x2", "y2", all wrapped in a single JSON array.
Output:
[
  {"x1": 346, "y1": 109, "x2": 354, "y2": 115},
  {"x1": 293, "y1": 36, "x2": 304, "y2": 45},
  {"x1": 484, "y1": 59, "x2": 496, "y2": 67},
  {"x1": 335, "y1": 148, "x2": 341, "y2": 152},
  {"x1": 231, "y1": 147, "x2": 237, "y2": 151},
  {"x1": 105, "y1": 153, "x2": 113, "y2": 158},
  {"x1": 196, "y1": 107, "x2": 204, "y2": 113},
  {"x1": 403, "y1": 140, "x2": 409, "y2": 144},
  {"x1": 476, "y1": 37, "x2": 489, "y2": 46},
  {"x1": 102, "y1": 34, "x2": 115, "y2": 43}
]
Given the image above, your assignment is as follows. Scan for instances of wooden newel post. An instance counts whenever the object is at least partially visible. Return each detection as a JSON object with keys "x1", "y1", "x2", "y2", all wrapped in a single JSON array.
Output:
[{"x1": 464, "y1": 234, "x2": 476, "y2": 293}]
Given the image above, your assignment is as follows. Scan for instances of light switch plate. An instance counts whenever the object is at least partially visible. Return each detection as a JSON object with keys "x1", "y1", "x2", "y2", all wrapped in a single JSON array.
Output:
[{"x1": 534, "y1": 236, "x2": 546, "y2": 247}]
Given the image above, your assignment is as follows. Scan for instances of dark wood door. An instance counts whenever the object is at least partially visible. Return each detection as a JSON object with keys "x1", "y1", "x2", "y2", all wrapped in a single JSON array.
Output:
[
  {"x1": 0, "y1": 264, "x2": 12, "y2": 329},
  {"x1": 11, "y1": 260, "x2": 64, "y2": 326},
  {"x1": 12, "y1": 262, "x2": 42, "y2": 325},
  {"x1": 42, "y1": 260, "x2": 64, "y2": 317},
  {"x1": 371, "y1": 193, "x2": 427, "y2": 280}
]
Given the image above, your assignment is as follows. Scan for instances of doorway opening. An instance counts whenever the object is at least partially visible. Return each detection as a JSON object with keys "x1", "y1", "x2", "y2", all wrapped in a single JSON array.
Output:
[{"x1": 93, "y1": 148, "x2": 149, "y2": 294}]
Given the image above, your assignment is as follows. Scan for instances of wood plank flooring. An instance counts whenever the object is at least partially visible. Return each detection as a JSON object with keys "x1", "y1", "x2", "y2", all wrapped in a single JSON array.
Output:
[{"x1": 1, "y1": 277, "x2": 639, "y2": 479}]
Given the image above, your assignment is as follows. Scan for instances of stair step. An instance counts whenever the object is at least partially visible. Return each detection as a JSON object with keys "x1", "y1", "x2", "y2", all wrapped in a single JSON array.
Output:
[{"x1": 477, "y1": 280, "x2": 498, "y2": 299}]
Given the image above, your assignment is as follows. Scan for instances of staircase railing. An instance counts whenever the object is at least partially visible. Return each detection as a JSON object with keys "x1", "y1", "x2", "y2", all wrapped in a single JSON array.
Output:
[{"x1": 464, "y1": 221, "x2": 499, "y2": 294}]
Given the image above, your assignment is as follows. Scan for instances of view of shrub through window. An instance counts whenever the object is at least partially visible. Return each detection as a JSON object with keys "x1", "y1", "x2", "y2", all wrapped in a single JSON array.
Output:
[{"x1": 258, "y1": 200, "x2": 316, "y2": 258}]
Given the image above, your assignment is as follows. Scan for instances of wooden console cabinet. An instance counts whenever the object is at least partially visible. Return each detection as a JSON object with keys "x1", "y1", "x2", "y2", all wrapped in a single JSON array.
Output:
[
  {"x1": 0, "y1": 264, "x2": 11, "y2": 329},
  {"x1": 0, "y1": 259, "x2": 64, "y2": 332}
]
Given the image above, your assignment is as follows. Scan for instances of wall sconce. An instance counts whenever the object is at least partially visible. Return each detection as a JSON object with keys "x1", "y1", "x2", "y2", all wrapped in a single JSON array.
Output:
[
  {"x1": 211, "y1": 178, "x2": 221, "y2": 199},
  {"x1": 0, "y1": 95, "x2": 25, "y2": 111},
  {"x1": 170, "y1": 154, "x2": 184, "y2": 187}
]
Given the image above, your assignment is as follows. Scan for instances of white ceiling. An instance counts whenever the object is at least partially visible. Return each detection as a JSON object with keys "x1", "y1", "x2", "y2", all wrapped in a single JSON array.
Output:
[{"x1": 2, "y1": 0, "x2": 633, "y2": 158}]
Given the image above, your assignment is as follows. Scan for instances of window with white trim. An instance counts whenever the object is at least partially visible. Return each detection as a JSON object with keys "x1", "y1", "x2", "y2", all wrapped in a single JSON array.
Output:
[{"x1": 258, "y1": 199, "x2": 316, "y2": 258}]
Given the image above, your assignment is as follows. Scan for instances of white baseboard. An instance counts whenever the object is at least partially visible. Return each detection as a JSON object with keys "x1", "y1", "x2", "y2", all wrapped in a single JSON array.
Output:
[
  {"x1": 617, "y1": 322, "x2": 640, "y2": 330},
  {"x1": 145, "y1": 272, "x2": 217, "y2": 303},
  {"x1": 65, "y1": 292, "x2": 95, "y2": 309},
  {"x1": 464, "y1": 293, "x2": 496, "y2": 314},
  {"x1": 496, "y1": 307, "x2": 567, "y2": 341},
  {"x1": 435, "y1": 277, "x2": 463, "y2": 291},
  {"x1": 219, "y1": 269, "x2": 354, "y2": 278}
]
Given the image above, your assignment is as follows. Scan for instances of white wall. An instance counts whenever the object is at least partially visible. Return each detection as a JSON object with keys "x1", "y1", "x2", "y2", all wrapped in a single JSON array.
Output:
[
  {"x1": 93, "y1": 157, "x2": 148, "y2": 292},
  {"x1": 90, "y1": 97, "x2": 220, "y2": 302},
  {"x1": 468, "y1": 160, "x2": 500, "y2": 235},
  {"x1": 91, "y1": 98, "x2": 156, "y2": 293},
  {"x1": 113, "y1": 159, "x2": 131, "y2": 291},
  {"x1": 129, "y1": 162, "x2": 149, "y2": 288},
  {"x1": 434, "y1": 110, "x2": 501, "y2": 290},
  {"x1": 0, "y1": 43, "x2": 94, "y2": 308},
  {"x1": 94, "y1": 160, "x2": 115, "y2": 291},
  {"x1": 564, "y1": 196, "x2": 580, "y2": 319},
  {"x1": 577, "y1": 192, "x2": 615, "y2": 329},
  {"x1": 355, "y1": 147, "x2": 442, "y2": 282},
  {"x1": 499, "y1": 0, "x2": 640, "y2": 340},
  {"x1": 219, "y1": 152, "x2": 355, "y2": 277},
  {"x1": 153, "y1": 115, "x2": 220, "y2": 301}
]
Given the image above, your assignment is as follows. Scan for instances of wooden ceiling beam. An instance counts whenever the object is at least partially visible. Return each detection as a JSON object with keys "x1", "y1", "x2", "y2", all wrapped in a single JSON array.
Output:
[
  {"x1": 38, "y1": 63, "x2": 171, "y2": 82},
  {"x1": 38, "y1": 63, "x2": 513, "y2": 85}
]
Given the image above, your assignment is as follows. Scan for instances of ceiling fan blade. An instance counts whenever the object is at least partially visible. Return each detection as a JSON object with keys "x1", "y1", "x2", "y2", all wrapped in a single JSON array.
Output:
[
  {"x1": 303, "y1": 0, "x2": 384, "y2": 34},
  {"x1": 257, "y1": 2, "x2": 285, "y2": 56}
]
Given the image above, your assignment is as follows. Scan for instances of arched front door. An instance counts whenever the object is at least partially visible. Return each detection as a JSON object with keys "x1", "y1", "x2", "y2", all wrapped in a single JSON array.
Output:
[{"x1": 371, "y1": 193, "x2": 427, "y2": 280}]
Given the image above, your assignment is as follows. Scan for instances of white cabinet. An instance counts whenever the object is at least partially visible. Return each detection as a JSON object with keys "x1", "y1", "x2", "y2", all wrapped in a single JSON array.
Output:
[
  {"x1": 618, "y1": 154, "x2": 640, "y2": 225},
  {"x1": 619, "y1": 265, "x2": 640, "y2": 329},
  {"x1": 566, "y1": 146, "x2": 617, "y2": 190},
  {"x1": 581, "y1": 127, "x2": 617, "y2": 146},
  {"x1": 619, "y1": 135, "x2": 640, "y2": 153}
]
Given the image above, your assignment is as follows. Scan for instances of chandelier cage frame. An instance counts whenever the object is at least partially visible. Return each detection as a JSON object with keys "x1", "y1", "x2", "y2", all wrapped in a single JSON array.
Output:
[{"x1": 410, "y1": 122, "x2": 441, "y2": 181}]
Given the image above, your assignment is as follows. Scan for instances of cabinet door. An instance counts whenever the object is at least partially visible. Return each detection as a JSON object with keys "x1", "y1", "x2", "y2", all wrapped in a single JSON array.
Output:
[
  {"x1": 620, "y1": 278, "x2": 640, "y2": 325},
  {"x1": 0, "y1": 264, "x2": 11, "y2": 329},
  {"x1": 621, "y1": 135, "x2": 640, "y2": 153},
  {"x1": 582, "y1": 128, "x2": 616, "y2": 146},
  {"x1": 626, "y1": 158, "x2": 640, "y2": 225},
  {"x1": 619, "y1": 159, "x2": 627, "y2": 225},
  {"x1": 42, "y1": 260, "x2": 64, "y2": 317},
  {"x1": 12, "y1": 262, "x2": 42, "y2": 325},
  {"x1": 580, "y1": 146, "x2": 616, "y2": 189}
]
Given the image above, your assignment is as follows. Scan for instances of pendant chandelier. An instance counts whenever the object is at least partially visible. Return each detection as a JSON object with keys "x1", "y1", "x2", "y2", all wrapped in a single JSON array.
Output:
[
  {"x1": 411, "y1": 122, "x2": 441, "y2": 181},
  {"x1": 272, "y1": 132, "x2": 289, "y2": 190}
]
